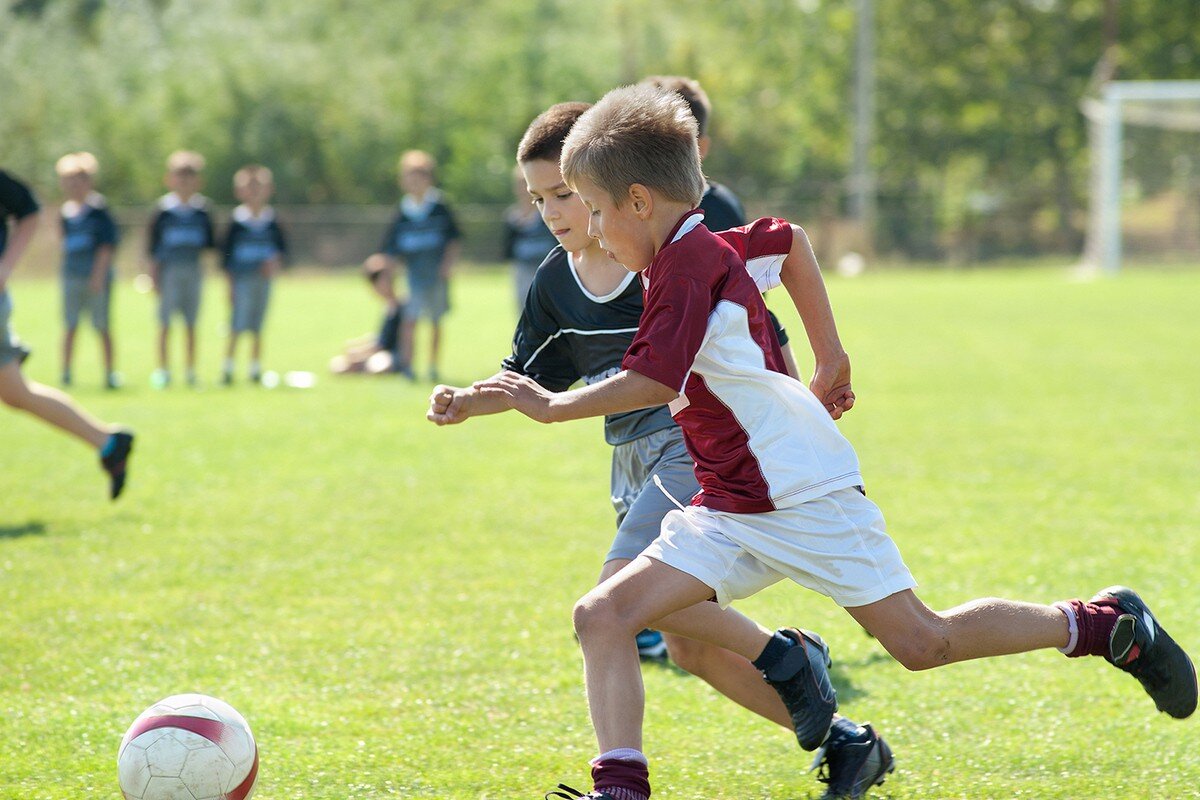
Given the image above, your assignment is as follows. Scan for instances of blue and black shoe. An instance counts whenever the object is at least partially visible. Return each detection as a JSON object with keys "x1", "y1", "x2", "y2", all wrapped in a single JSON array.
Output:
[
  {"x1": 100, "y1": 429, "x2": 135, "y2": 500},
  {"x1": 636, "y1": 628, "x2": 668, "y2": 661},
  {"x1": 1093, "y1": 586, "x2": 1197, "y2": 719},
  {"x1": 762, "y1": 627, "x2": 838, "y2": 751}
]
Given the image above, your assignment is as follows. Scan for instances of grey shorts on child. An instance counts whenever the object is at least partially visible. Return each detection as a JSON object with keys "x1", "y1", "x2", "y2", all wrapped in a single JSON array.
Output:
[
  {"x1": 0, "y1": 290, "x2": 23, "y2": 368},
  {"x1": 606, "y1": 425, "x2": 701, "y2": 563},
  {"x1": 159, "y1": 265, "x2": 202, "y2": 326},
  {"x1": 63, "y1": 274, "x2": 112, "y2": 331},
  {"x1": 231, "y1": 273, "x2": 271, "y2": 333}
]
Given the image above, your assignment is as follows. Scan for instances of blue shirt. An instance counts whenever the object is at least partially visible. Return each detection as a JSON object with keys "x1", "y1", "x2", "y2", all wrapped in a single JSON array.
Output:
[
  {"x1": 379, "y1": 190, "x2": 461, "y2": 285},
  {"x1": 60, "y1": 195, "x2": 119, "y2": 278},
  {"x1": 148, "y1": 193, "x2": 215, "y2": 269},
  {"x1": 222, "y1": 206, "x2": 287, "y2": 276}
]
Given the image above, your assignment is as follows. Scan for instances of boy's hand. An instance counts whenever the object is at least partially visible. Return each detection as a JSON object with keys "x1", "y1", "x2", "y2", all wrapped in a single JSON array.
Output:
[
  {"x1": 809, "y1": 354, "x2": 855, "y2": 420},
  {"x1": 474, "y1": 371, "x2": 555, "y2": 423},
  {"x1": 262, "y1": 256, "x2": 282, "y2": 278},
  {"x1": 427, "y1": 384, "x2": 475, "y2": 425}
]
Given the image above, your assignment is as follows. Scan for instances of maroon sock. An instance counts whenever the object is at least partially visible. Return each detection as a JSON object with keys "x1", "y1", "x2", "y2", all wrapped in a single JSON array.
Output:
[
  {"x1": 591, "y1": 757, "x2": 650, "y2": 800},
  {"x1": 1059, "y1": 598, "x2": 1123, "y2": 658}
]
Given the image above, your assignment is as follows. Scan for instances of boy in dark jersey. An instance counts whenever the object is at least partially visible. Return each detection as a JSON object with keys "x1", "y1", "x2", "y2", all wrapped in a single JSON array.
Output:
[
  {"x1": 221, "y1": 165, "x2": 287, "y2": 385},
  {"x1": 55, "y1": 152, "x2": 120, "y2": 389},
  {"x1": 147, "y1": 150, "x2": 215, "y2": 388},
  {"x1": 371, "y1": 150, "x2": 461, "y2": 382},
  {"x1": 480, "y1": 84, "x2": 1196, "y2": 800},
  {"x1": 0, "y1": 168, "x2": 133, "y2": 499},
  {"x1": 428, "y1": 103, "x2": 891, "y2": 799}
]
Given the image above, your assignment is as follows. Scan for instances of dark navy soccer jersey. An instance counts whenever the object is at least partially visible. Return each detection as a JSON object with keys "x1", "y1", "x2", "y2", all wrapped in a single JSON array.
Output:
[
  {"x1": 148, "y1": 193, "x2": 215, "y2": 268},
  {"x1": 222, "y1": 205, "x2": 288, "y2": 275},
  {"x1": 0, "y1": 170, "x2": 40, "y2": 257},
  {"x1": 380, "y1": 193, "x2": 461, "y2": 259},
  {"x1": 502, "y1": 245, "x2": 675, "y2": 446},
  {"x1": 60, "y1": 195, "x2": 119, "y2": 278},
  {"x1": 699, "y1": 181, "x2": 747, "y2": 233}
]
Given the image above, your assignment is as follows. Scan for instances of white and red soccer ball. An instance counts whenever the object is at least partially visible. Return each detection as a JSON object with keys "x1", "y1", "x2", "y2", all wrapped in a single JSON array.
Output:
[{"x1": 117, "y1": 694, "x2": 258, "y2": 800}]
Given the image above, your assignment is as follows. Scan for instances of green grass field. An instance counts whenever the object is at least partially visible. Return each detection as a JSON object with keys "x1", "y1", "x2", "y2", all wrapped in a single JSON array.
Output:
[{"x1": 2, "y1": 264, "x2": 1198, "y2": 799}]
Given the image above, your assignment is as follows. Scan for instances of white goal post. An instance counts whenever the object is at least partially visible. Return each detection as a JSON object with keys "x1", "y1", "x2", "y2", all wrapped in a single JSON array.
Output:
[{"x1": 1082, "y1": 80, "x2": 1200, "y2": 273}]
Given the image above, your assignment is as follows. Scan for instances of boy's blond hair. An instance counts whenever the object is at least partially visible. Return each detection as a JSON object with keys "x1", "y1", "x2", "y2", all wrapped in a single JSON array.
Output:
[
  {"x1": 561, "y1": 84, "x2": 703, "y2": 208},
  {"x1": 233, "y1": 164, "x2": 273, "y2": 188},
  {"x1": 398, "y1": 150, "x2": 436, "y2": 176},
  {"x1": 166, "y1": 150, "x2": 206, "y2": 174},
  {"x1": 55, "y1": 152, "x2": 100, "y2": 178}
]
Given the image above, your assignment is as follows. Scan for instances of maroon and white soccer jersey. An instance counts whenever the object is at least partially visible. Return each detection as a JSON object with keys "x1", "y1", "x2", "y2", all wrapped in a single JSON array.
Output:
[{"x1": 623, "y1": 212, "x2": 863, "y2": 514}]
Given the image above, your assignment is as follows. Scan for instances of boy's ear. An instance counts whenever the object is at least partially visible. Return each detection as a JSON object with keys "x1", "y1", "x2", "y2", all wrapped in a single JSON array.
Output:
[{"x1": 628, "y1": 183, "x2": 653, "y2": 219}]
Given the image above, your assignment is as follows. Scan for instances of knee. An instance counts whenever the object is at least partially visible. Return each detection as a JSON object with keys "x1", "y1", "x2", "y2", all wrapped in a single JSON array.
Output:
[
  {"x1": 880, "y1": 622, "x2": 951, "y2": 671},
  {"x1": 661, "y1": 633, "x2": 718, "y2": 678},
  {"x1": 0, "y1": 379, "x2": 28, "y2": 409},
  {"x1": 572, "y1": 594, "x2": 625, "y2": 643}
]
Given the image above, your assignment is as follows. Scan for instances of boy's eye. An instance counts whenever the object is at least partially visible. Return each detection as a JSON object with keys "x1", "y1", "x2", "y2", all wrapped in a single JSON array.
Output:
[
  {"x1": 530, "y1": 197, "x2": 543, "y2": 206},
  {"x1": 556, "y1": 192, "x2": 574, "y2": 201}
]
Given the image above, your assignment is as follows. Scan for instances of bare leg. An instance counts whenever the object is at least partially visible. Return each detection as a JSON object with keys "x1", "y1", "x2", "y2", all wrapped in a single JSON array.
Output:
[
  {"x1": 100, "y1": 329, "x2": 114, "y2": 375},
  {"x1": 576, "y1": 555, "x2": 771, "y2": 752},
  {"x1": 0, "y1": 361, "x2": 112, "y2": 448},
  {"x1": 597, "y1": 558, "x2": 791, "y2": 728},
  {"x1": 846, "y1": 589, "x2": 1069, "y2": 671},
  {"x1": 62, "y1": 326, "x2": 77, "y2": 379},
  {"x1": 158, "y1": 325, "x2": 170, "y2": 372},
  {"x1": 400, "y1": 319, "x2": 417, "y2": 370},
  {"x1": 184, "y1": 325, "x2": 197, "y2": 375},
  {"x1": 251, "y1": 332, "x2": 262, "y2": 364},
  {"x1": 429, "y1": 321, "x2": 441, "y2": 374}
]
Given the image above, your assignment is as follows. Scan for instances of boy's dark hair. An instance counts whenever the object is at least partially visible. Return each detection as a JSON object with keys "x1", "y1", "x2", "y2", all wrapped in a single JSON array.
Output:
[
  {"x1": 517, "y1": 102, "x2": 593, "y2": 164},
  {"x1": 641, "y1": 75, "x2": 711, "y2": 137},
  {"x1": 561, "y1": 84, "x2": 703, "y2": 208}
]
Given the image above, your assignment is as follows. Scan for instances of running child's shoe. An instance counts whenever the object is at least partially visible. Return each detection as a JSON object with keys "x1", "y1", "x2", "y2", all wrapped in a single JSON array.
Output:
[
  {"x1": 1092, "y1": 586, "x2": 1197, "y2": 719},
  {"x1": 544, "y1": 785, "x2": 616, "y2": 800},
  {"x1": 812, "y1": 723, "x2": 894, "y2": 799},
  {"x1": 762, "y1": 627, "x2": 838, "y2": 751},
  {"x1": 100, "y1": 429, "x2": 134, "y2": 500},
  {"x1": 635, "y1": 628, "x2": 668, "y2": 660}
]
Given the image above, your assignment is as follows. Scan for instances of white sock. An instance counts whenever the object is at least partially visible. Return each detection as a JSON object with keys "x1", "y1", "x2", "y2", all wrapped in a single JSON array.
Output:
[
  {"x1": 591, "y1": 748, "x2": 647, "y2": 766},
  {"x1": 1054, "y1": 601, "x2": 1079, "y2": 655}
]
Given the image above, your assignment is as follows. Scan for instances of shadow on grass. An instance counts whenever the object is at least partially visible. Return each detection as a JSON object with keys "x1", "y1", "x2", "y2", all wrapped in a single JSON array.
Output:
[{"x1": 0, "y1": 521, "x2": 47, "y2": 540}]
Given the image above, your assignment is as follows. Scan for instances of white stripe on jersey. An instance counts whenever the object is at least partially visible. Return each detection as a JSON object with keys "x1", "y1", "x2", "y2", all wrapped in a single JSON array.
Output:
[{"x1": 521, "y1": 326, "x2": 641, "y2": 372}]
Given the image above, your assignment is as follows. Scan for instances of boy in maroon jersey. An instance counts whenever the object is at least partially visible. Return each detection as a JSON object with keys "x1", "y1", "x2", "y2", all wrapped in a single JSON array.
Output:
[{"x1": 479, "y1": 84, "x2": 1196, "y2": 800}]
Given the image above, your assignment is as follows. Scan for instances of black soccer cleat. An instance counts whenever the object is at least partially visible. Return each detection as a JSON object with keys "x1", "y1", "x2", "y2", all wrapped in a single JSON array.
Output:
[
  {"x1": 1092, "y1": 586, "x2": 1197, "y2": 719},
  {"x1": 813, "y1": 723, "x2": 895, "y2": 799},
  {"x1": 544, "y1": 784, "x2": 616, "y2": 800},
  {"x1": 100, "y1": 429, "x2": 135, "y2": 501},
  {"x1": 762, "y1": 627, "x2": 838, "y2": 751}
]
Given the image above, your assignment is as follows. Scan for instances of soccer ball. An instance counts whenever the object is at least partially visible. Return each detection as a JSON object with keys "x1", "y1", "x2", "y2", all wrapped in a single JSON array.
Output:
[{"x1": 117, "y1": 694, "x2": 259, "y2": 800}]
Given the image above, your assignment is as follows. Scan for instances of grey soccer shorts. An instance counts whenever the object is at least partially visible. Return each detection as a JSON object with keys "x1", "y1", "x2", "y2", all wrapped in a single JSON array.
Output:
[
  {"x1": 0, "y1": 290, "x2": 23, "y2": 368},
  {"x1": 606, "y1": 425, "x2": 701, "y2": 563},
  {"x1": 231, "y1": 273, "x2": 271, "y2": 333},
  {"x1": 159, "y1": 266, "x2": 202, "y2": 327},
  {"x1": 62, "y1": 274, "x2": 112, "y2": 331}
]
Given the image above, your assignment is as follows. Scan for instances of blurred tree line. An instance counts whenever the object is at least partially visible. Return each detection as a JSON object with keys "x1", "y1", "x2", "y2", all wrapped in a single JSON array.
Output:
[{"x1": 2, "y1": 0, "x2": 1196, "y2": 259}]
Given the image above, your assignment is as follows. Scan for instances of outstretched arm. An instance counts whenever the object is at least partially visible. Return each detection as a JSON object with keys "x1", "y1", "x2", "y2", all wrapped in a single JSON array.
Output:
[
  {"x1": 474, "y1": 369, "x2": 677, "y2": 424},
  {"x1": 779, "y1": 224, "x2": 854, "y2": 419},
  {"x1": 427, "y1": 378, "x2": 514, "y2": 426}
]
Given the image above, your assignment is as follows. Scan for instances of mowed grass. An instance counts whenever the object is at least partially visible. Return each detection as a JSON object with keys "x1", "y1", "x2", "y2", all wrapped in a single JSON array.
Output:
[{"x1": 1, "y1": 264, "x2": 1198, "y2": 799}]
